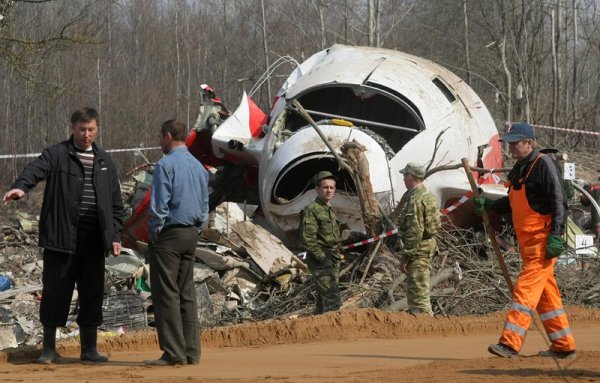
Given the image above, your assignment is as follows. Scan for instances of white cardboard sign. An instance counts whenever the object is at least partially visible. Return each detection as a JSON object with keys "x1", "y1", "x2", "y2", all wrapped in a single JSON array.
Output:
[
  {"x1": 564, "y1": 162, "x2": 576, "y2": 180},
  {"x1": 575, "y1": 235, "x2": 595, "y2": 255}
]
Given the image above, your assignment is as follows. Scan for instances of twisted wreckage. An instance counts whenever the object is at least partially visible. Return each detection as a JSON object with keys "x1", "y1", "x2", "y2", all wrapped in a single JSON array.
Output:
[
  {"x1": 2, "y1": 45, "x2": 598, "y2": 349},
  {"x1": 125, "y1": 44, "x2": 504, "y2": 245},
  {"x1": 119, "y1": 44, "x2": 507, "y2": 319}
]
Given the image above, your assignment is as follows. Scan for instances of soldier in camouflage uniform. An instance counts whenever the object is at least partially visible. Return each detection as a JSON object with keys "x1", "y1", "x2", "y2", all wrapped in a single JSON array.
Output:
[
  {"x1": 300, "y1": 171, "x2": 342, "y2": 314},
  {"x1": 396, "y1": 163, "x2": 441, "y2": 316}
]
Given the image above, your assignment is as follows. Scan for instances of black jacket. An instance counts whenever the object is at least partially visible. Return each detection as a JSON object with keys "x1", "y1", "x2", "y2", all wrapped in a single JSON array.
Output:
[
  {"x1": 493, "y1": 149, "x2": 567, "y2": 235},
  {"x1": 11, "y1": 138, "x2": 124, "y2": 254}
]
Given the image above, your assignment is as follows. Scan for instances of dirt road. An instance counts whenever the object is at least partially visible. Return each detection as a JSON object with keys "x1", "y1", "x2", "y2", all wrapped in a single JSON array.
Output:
[{"x1": 2, "y1": 307, "x2": 599, "y2": 382}]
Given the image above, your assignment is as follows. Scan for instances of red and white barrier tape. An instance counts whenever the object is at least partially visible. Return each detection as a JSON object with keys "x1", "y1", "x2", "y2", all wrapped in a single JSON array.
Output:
[
  {"x1": 342, "y1": 228, "x2": 400, "y2": 250},
  {"x1": 0, "y1": 146, "x2": 161, "y2": 160},
  {"x1": 439, "y1": 191, "x2": 474, "y2": 215},
  {"x1": 506, "y1": 121, "x2": 600, "y2": 137},
  {"x1": 341, "y1": 189, "x2": 478, "y2": 250},
  {"x1": 106, "y1": 146, "x2": 161, "y2": 153},
  {"x1": 341, "y1": 168, "x2": 497, "y2": 250},
  {"x1": 341, "y1": 191, "x2": 472, "y2": 250}
]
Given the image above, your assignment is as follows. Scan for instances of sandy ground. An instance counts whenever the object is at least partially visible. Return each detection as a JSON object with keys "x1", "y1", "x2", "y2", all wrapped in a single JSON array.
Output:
[{"x1": 2, "y1": 307, "x2": 600, "y2": 383}]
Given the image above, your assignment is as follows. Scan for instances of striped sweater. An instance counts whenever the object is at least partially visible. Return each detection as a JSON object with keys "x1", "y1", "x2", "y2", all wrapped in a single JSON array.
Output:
[{"x1": 75, "y1": 148, "x2": 98, "y2": 225}]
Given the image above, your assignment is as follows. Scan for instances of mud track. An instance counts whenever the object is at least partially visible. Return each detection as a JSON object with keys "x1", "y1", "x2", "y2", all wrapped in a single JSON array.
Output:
[{"x1": 2, "y1": 306, "x2": 600, "y2": 382}]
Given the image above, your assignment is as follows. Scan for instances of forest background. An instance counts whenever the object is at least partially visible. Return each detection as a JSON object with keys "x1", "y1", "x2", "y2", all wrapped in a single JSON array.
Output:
[{"x1": 1, "y1": 0, "x2": 599, "y2": 182}]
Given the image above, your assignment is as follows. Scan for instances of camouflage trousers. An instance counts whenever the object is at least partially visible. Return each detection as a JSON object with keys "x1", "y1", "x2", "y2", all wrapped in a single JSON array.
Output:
[
  {"x1": 309, "y1": 259, "x2": 341, "y2": 314},
  {"x1": 406, "y1": 255, "x2": 433, "y2": 316}
]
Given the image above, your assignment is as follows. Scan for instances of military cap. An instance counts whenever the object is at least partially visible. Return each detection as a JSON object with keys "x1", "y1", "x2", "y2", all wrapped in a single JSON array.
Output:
[
  {"x1": 314, "y1": 171, "x2": 337, "y2": 184},
  {"x1": 399, "y1": 162, "x2": 426, "y2": 179},
  {"x1": 500, "y1": 122, "x2": 535, "y2": 142}
]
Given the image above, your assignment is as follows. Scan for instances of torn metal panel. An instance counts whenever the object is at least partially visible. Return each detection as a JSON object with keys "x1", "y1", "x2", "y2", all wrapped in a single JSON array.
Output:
[
  {"x1": 0, "y1": 285, "x2": 42, "y2": 301},
  {"x1": 104, "y1": 249, "x2": 145, "y2": 279},
  {"x1": 229, "y1": 221, "x2": 293, "y2": 274},
  {"x1": 0, "y1": 323, "x2": 17, "y2": 350},
  {"x1": 211, "y1": 92, "x2": 267, "y2": 165},
  {"x1": 205, "y1": 277, "x2": 228, "y2": 295},
  {"x1": 15, "y1": 212, "x2": 38, "y2": 234},
  {"x1": 195, "y1": 282, "x2": 213, "y2": 326},
  {"x1": 192, "y1": 262, "x2": 219, "y2": 284},
  {"x1": 210, "y1": 202, "x2": 258, "y2": 234},
  {"x1": 194, "y1": 246, "x2": 249, "y2": 271}
]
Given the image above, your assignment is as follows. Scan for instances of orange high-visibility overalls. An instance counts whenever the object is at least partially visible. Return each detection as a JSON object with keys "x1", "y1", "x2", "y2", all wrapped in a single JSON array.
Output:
[{"x1": 500, "y1": 154, "x2": 576, "y2": 352}]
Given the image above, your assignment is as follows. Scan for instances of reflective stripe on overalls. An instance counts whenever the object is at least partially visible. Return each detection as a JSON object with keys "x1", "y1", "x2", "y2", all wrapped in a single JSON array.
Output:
[{"x1": 499, "y1": 154, "x2": 576, "y2": 352}]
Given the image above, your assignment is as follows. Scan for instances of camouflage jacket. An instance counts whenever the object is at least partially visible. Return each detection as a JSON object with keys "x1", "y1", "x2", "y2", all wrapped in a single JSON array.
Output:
[
  {"x1": 397, "y1": 184, "x2": 441, "y2": 259},
  {"x1": 300, "y1": 198, "x2": 341, "y2": 265}
]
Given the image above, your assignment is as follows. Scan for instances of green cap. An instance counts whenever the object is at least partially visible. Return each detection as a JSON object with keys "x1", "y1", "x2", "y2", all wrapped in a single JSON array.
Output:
[
  {"x1": 314, "y1": 171, "x2": 336, "y2": 184},
  {"x1": 399, "y1": 162, "x2": 426, "y2": 179}
]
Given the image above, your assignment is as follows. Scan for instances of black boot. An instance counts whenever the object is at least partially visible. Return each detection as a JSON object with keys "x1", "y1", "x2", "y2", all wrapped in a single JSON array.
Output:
[
  {"x1": 36, "y1": 326, "x2": 57, "y2": 364},
  {"x1": 79, "y1": 326, "x2": 108, "y2": 362}
]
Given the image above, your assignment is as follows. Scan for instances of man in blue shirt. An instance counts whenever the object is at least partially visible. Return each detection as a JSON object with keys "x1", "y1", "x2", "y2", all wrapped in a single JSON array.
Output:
[{"x1": 144, "y1": 119, "x2": 209, "y2": 366}]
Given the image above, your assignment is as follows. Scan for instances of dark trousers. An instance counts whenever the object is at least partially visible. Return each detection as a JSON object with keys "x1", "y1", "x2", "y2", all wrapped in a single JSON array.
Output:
[
  {"x1": 148, "y1": 226, "x2": 200, "y2": 363},
  {"x1": 40, "y1": 226, "x2": 106, "y2": 327}
]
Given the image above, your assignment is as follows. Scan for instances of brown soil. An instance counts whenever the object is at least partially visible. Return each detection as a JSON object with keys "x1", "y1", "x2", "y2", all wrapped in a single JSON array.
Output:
[{"x1": 2, "y1": 306, "x2": 599, "y2": 382}]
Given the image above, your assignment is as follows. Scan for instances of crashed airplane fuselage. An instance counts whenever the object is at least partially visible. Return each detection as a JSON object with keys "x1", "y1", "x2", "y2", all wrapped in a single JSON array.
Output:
[
  {"x1": 204, "y1": 44, "x2": 502, "y2": 242},
  {"x1": 122, "y1": 44, "x2": 503, "y2": 247}
]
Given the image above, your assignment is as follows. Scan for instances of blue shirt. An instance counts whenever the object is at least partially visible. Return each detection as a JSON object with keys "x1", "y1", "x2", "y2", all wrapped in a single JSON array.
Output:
[{"x1": 148, "y1": 146, "x2": 209, "y2": 241}]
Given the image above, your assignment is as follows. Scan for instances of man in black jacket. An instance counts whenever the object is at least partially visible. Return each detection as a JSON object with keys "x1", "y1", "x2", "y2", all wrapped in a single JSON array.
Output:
[{"x1": 3, "y1": 107, "x2": 124, "y2": 364}]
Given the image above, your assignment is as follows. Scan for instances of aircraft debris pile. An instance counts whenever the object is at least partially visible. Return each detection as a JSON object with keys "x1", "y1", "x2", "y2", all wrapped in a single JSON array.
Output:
[
  {"x1": 1, "y1": 172, "x2": 599, "y2": 350},
  {"x1": 0, "y1": 209, "x2": 151, "y2": 350},
  {"x1": 0, "y1": 211, "x2": 43, "y2": 349}
]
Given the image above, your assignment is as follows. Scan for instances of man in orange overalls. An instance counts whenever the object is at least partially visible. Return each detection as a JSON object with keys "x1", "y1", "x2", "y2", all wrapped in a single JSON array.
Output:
[{"x1": 473, "y1": 122, "x2": 576, "y2": 360}]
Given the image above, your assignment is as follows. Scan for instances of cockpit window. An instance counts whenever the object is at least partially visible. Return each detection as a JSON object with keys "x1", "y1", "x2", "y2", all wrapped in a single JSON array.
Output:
[
  {"x1": 286, "y1": 85, "x2": 422, "y2": 153},
  {"x1": 432, "y1": 78, "x2": 456, "y2": 103}
]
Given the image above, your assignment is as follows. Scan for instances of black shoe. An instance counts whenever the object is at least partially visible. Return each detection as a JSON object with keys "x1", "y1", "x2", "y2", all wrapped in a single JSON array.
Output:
[
  {"x1": 488, "y1": 343, "x2": 519, "y2": 358},
  {"x1": 79, "y1": 326, "x2": 109, "y2": 363},
  {"x1": 81, "y1": 350, "x2": 109, "y2": 363},
  {"x1": 36, "y1": 349, "x2": 57, "y2": 364},
  {"x1": 36, "y1": 326, "x2": 57, "y2": 364},
  {"x1": 186, "y1": 357, "x2": 200, "y2": 365},
  {"x1": 538, "y1": 349, "x2": 577, "y2": 360},
  {"x1": 144, "y1": 358, "x2": 185, "y2": 366}
]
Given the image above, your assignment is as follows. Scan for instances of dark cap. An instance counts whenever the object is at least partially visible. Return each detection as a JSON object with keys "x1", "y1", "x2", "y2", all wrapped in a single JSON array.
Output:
[
  {"x1": 399, "y1": 162, "x2": 426, "y2": 179},
  {"x1": 314, "y1": 171, "x2": 336, "y2": 184},
  {"x1": 500, "y1": 123, "x2": 535, "y2": 142}
]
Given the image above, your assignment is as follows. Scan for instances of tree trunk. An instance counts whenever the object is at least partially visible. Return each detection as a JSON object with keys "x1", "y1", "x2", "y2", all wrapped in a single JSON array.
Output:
[
  {"x1": 368, "y1": 0, "x2": 376, "y2": 47},
  {"x1": 463, "y1": 0, "x2": 472, "y2": 85},
  {"x1": 572, "y1": 0, "x2": 578, "y2": 131},
  {"x1": 551, "y1": 8, "x2": 559, "y2": 145},
  {"x1": 315, "y1": 0, "x2": 326, "y2": 50},
  {"x1": 500, "y1": 35, "x2": 512, "y2": 123},
  {"x1": 175, "y1": 3, "x2": 181, "y2": 116},
  {"x1": 260, "y1": 0, "x2": 272, "y2": 103},
  {"x1": 341, "y1": 140, "x2": 381, "y2": 236},
  {"x1": 96, "y1": 47, "x2": 103, "y2": 147}
]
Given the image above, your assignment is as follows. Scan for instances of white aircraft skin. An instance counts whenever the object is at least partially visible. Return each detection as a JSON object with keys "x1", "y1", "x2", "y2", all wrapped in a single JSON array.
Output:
[{"x1": 206, "y1": 44, "x2": 503, "y2": 243}]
